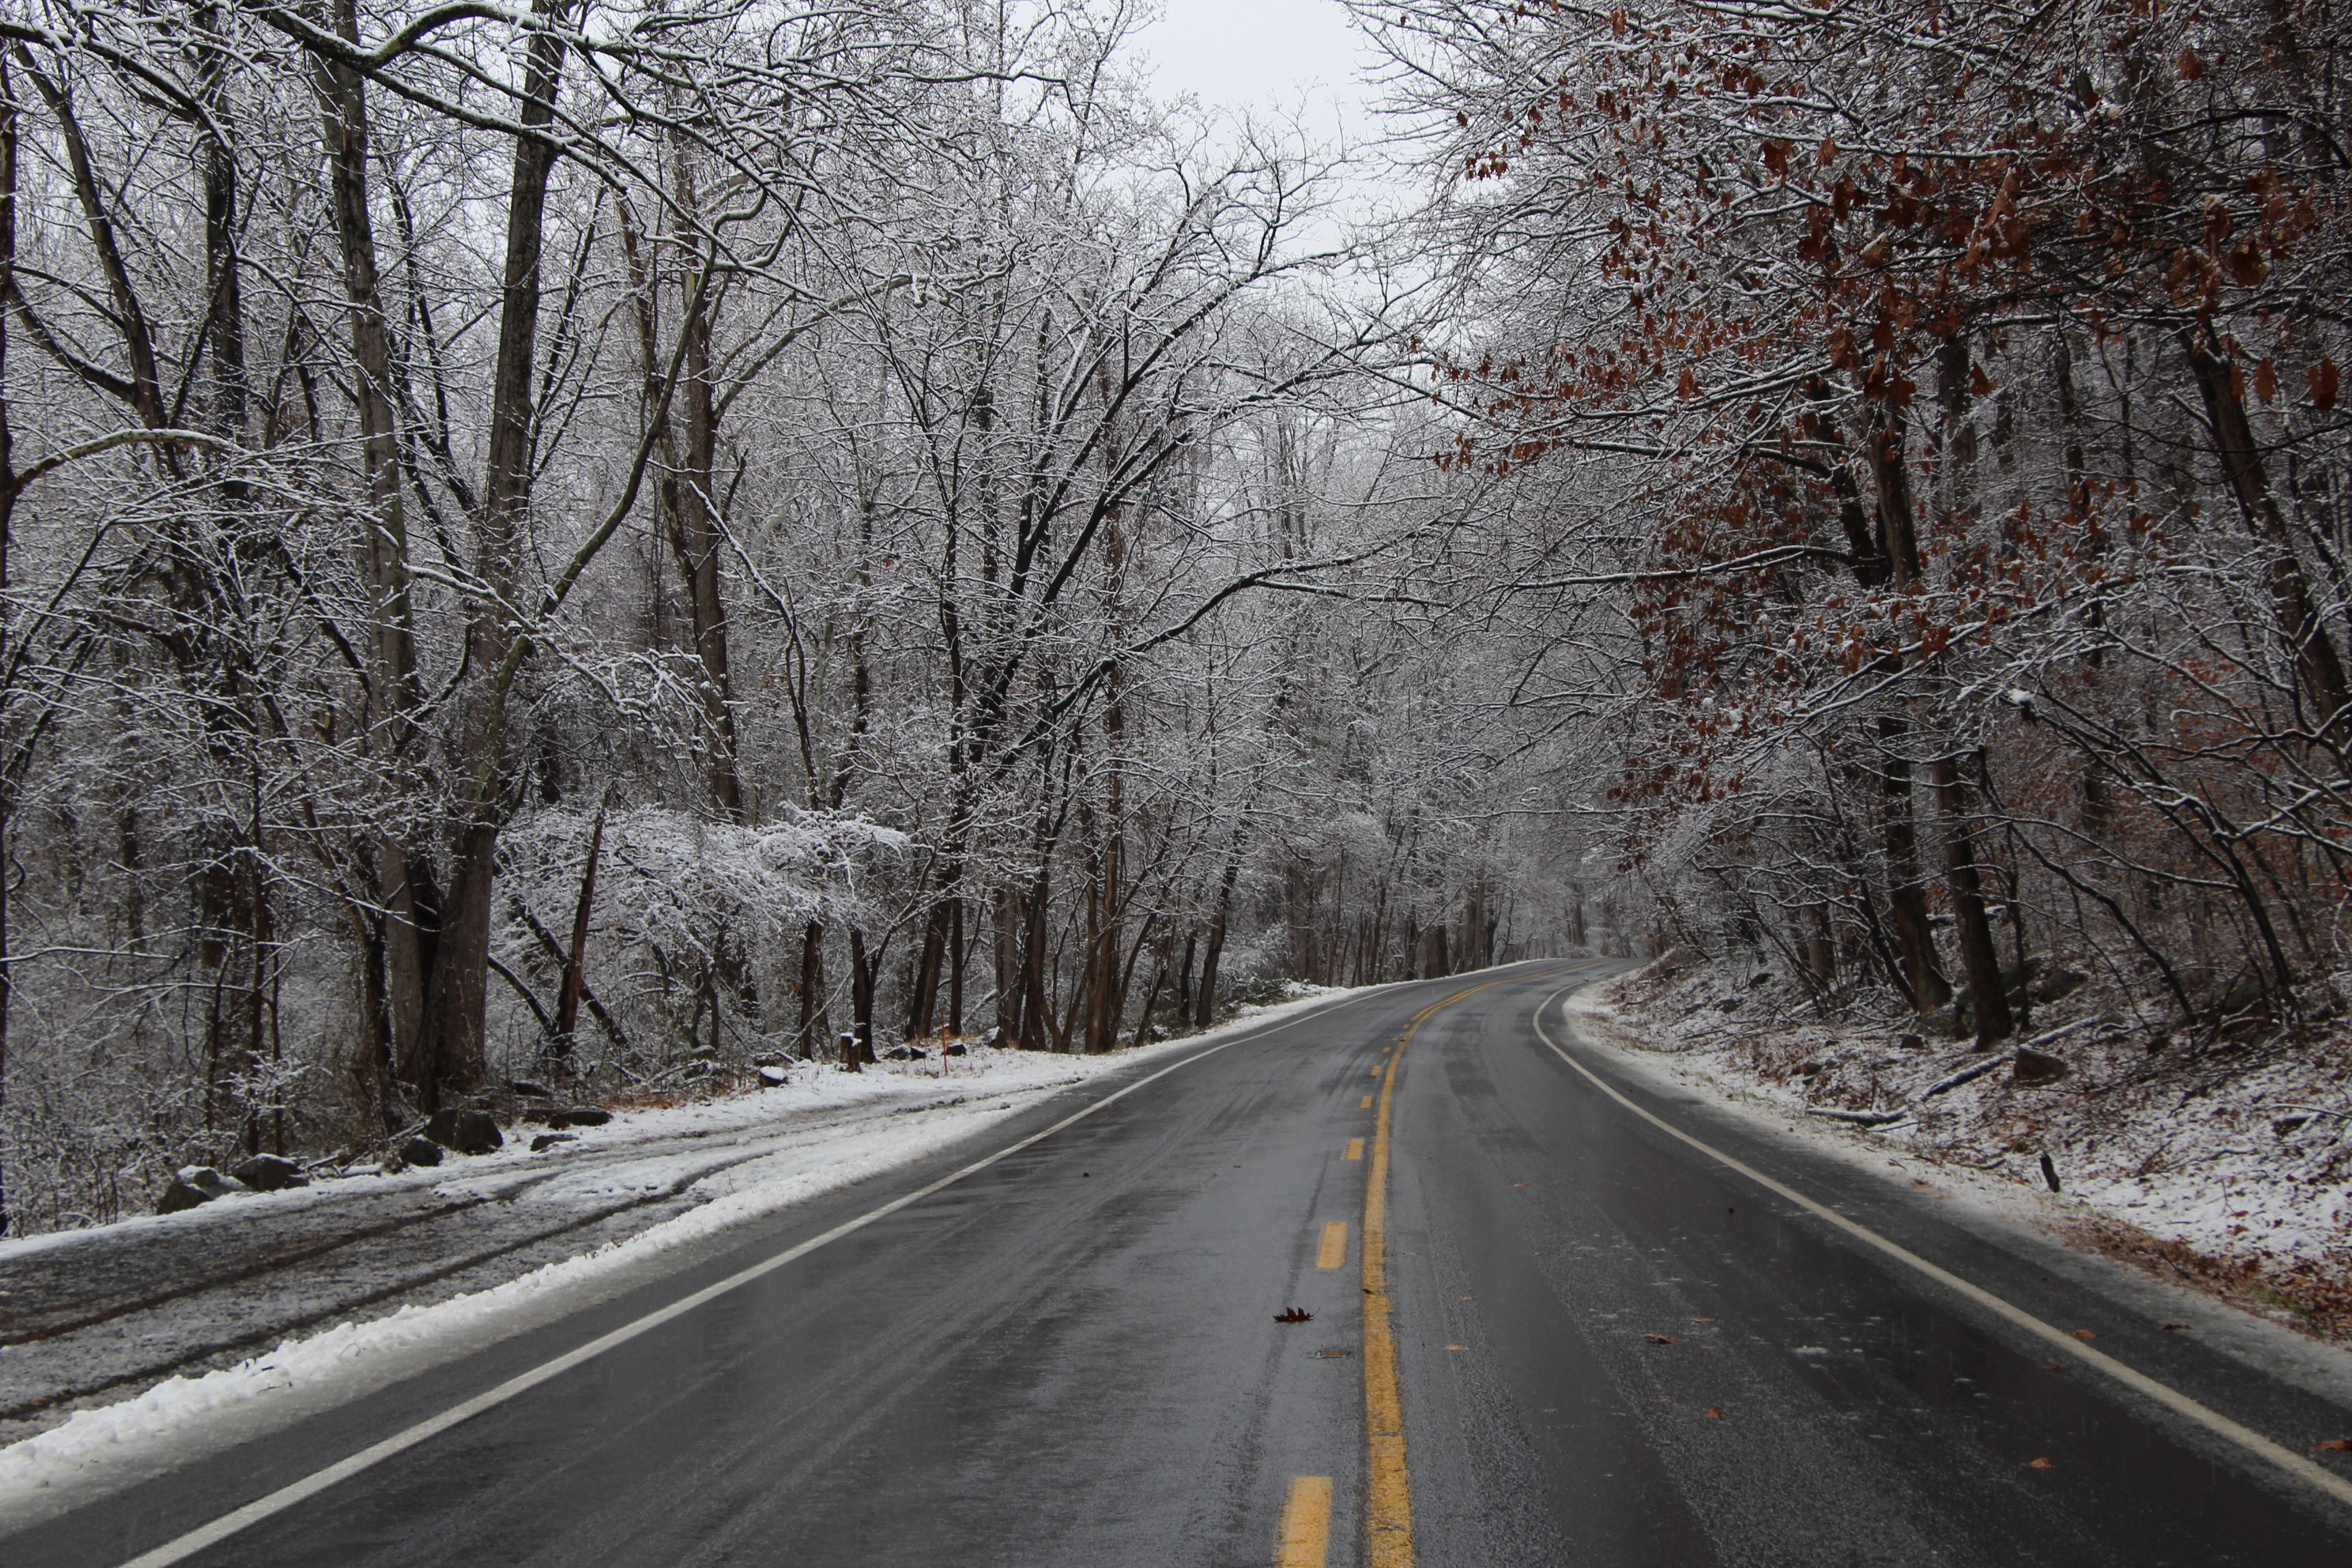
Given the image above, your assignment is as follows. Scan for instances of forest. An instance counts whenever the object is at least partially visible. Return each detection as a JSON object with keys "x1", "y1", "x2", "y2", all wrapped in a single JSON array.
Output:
[{"x1": 0, "y1": 0, "x2": 2343, "y2": 1237}]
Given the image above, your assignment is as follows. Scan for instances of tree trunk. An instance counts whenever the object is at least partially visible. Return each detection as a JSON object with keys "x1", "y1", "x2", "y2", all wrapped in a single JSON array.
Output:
[
  {"x1": 1929, "y1": 755, "x2": 2013, "y2": 1046},
  {"x1": 664, "y1": 182, "x2": 742, "y2": 818},
  {"x1": 0, "y1": 53, "x2": 14, "y2": 1232},
  {"x1": 1195, "y1": 859, "x2": 1239, "y2": 1028},
  {"x1": 796, "y1": 919, "x2": 830, "y2": 1057},
  {"x1": 312, "y1": 0, "x2": 434, "y2": 1100},
  {"x1": 2183, "y1": 323, "x2": 2351, "y2": 740},
  {"x1": 551, "y1": 804, "x2": 605, "y2": 1063},
  {"x1": 419, "y1": 0, "x2": 574, "y2": 1105},
  {"x1": 1863, "y1": 399, "x2": 1952, "y2": 1012},
  {"x1": 848, "y1": 928, "x2": 877, "y2": 1060}
]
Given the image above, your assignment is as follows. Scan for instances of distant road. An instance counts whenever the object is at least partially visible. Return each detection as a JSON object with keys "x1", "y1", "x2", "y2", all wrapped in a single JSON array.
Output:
[{"x1": 15, "y1": 958, "x2": 2352, "y2": 1566}]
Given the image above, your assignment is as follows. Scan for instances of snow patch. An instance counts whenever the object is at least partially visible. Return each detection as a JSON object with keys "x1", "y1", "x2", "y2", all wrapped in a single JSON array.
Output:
[{"x1": 0, "y1": 981, "x2": 1365, "y2": 1516}]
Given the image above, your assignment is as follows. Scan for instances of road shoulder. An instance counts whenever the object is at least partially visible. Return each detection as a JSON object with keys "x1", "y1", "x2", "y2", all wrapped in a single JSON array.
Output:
[{"x1": 1540, "y1": 975, "x2": 2352, "y2": 1513}]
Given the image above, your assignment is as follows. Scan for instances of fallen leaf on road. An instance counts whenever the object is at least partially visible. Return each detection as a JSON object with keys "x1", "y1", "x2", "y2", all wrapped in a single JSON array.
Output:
[
  {"x1": 1275, "y1": 1307, "x2": 1313, "y2": 1323},
  {"x1": 1646, "y1": 1334, "x2": 1679, "y2": 1344},
  {"x1": 2041, "y1": 1364, "x2": 2063, "y2": 1372},
  {"x1": 2157, "y1": 1323, "x2": 2190, "y2": 1332},
  {"x1": 1689, "y1": 1317, "x2": 1714, "y2": 1323},
  {"x1": 2028, "y1": 1458, "x2": 2053, "y2": 1469},
  {"x1": 2070, "y1": 1329, "x2": 2097, "y2": 1340},
  {"x1": 1512, "y1": 1182, "x2": 1529, "y2": 1188},
  {"x1": 2316, "y1": 1439, "x2": 2352, "y2": 1452},
  {"x1": 1446, "y1": 1343, "x2": 1469, "y2": 1351},
  {"x1": 1704, "y1": 1408, "x2": 1724, "y2": 1419}
]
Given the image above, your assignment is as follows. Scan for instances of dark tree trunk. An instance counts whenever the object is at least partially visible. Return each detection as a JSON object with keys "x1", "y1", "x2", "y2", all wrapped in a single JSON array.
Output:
[
  {"x1": 1195, "y1": 860, "x2": 1239, "y2": 1028},
  {"x1": 1930, "y1": 755, "x2": 2013, "y2": 1047},
  {"x1": 796, "y1": 919, "x2": 830, "y2": 1057},
  {"x1": 419, "y1": 0, "x2": 574, "y2": 1106},
  {"x1": 2184, "y1": 323, "x2": 2351, "y2": 740},
  {"x1": 848, "y1": 928, "x2": 877, "y2": 1061},
  {"x1": 551, "y1": 805, "x2": 605, "y2": 1062}
]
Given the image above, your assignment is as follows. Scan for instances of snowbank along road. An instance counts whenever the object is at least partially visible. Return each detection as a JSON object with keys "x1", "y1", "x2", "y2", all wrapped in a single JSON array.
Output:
[
  {"x1": 9, "y1": 958, "x2": 2352, "y2": 1566},
  {"x1": 0, "y1": 1061, "x2": 1100, "y2": 1441}
]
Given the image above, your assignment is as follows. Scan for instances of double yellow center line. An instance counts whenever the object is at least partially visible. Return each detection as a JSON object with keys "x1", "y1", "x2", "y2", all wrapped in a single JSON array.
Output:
[
  {"x1": 1356, "y1": 976, "x2": 1520, "y2": 1568},
  {"x1": 1281, "y1": 970, "x2": 1559, "y2": 1568}
]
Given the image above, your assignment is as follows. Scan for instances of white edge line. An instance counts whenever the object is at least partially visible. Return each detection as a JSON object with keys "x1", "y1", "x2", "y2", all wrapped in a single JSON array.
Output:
[
  {"x1": 110, "y1": 984, "x2": 1429, "y2": 1568},
  {"x1": 1531, "y1": 983, "x2": 2352, "y2": 1513}
]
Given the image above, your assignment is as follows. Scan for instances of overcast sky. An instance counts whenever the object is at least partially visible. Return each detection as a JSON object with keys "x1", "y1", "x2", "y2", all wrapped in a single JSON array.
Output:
[{"x1": 1134, "y1": 0, "x2": 1379, "y2": 142}]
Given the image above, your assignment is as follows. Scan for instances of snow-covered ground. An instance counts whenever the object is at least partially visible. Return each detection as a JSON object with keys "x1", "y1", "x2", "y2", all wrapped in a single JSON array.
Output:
[
  {"x1": 0, "y1": 984, "x2": 1362, "y2": 1524},
  {"x1": 1573, "y1": 958, "x2": 2352, "y2": 1343}
]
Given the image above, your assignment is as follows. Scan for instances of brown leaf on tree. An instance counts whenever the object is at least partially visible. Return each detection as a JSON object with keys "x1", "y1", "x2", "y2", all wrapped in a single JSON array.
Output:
[
  {"x1": 2255, "y1": 359, "x2": 2278, "y2": 403},
  {"x1": 2313, "y1": 358, "x2": 2340, "y2": 412},
  {"x1": 1646, "y1": 1334, "x2": 1679, "y2": 1344},
  {"x1": 2176, "y1": 47, "x2": 2204, "y2": 79},
  {"x1": 1275, "y1": 1307, "x2": 1313, "y2": 1323}
]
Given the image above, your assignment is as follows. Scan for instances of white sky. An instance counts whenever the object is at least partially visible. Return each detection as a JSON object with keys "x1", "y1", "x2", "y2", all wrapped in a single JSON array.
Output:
[{"x1": 1134, "y1": 0, "x2": 1380, "y2": 144}]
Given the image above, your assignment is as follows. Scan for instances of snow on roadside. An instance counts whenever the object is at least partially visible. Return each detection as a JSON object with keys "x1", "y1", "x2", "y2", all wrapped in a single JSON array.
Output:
[
  {"x1": 1570, "y1": 958, "x2": 2352, "y2": 1341},
  {"x1": 0, "y1": 983, "x2": 1362, "y2": 1512}
]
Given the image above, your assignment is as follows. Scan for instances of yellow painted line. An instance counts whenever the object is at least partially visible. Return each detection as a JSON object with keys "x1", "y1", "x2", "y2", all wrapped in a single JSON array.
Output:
[
  {"x1": 1317, "y1": 1220, "x2": 1349, "y2": 1269},
  {"x1": 1344, "y1": 1138, "x2": 1364, "y2": 1161},
  {"x1": 1359, "y1": 1096, "x2": 1373, "y2": 1109},
  {"x1": 107, "y1": 979, "x2": 1443, "y2": 1568},
  {"x1": 1275, "y1": 1475, "x2": 1333, "y2": 1568},
  {"x1": 1363, "y1": 973, "x2": 1544, "y2": 1568},
  {"x1": 1529, "y1": 983, "x2": 2352, "y2": 1515}
]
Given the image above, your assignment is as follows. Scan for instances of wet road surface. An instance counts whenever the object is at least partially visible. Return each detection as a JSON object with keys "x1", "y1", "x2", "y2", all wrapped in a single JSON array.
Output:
[{"x1": 11, "y1": 958, "x2": 2352, "y2": 1566}]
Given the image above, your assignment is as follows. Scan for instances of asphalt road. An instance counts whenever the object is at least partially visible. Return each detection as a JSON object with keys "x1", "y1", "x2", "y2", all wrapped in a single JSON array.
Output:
[{"x1": 13, "y1": 958, "x2": 2352, "y2": 1567}]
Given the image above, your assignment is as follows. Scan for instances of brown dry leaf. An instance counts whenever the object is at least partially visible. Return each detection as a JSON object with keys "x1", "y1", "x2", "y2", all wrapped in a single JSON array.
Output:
[
  {"x1": 1646, "y1": 1334, "x2": 1680, "y2": 1345},
  {"x1": 1445, "y1": 1343, "x2": 1469, "y2": 1351},
  {"x1": 1690, "y1": 1317, "x2": 1715, "y2": 1323},
  {"x1": 1275, "y1": 1307, "x2": 1313, "y2": 1324},
  {"x1": 2028, "y1": 1457, "x2": 2054, "y2": 1469},
  {"x1": 2157, "y1": 1323, "x2": 2190, "y2": 1332},
  {"x1": 2071, "y1": 1329, "x2": 2097, "y2": 1341},
  {"x1": 1512, "y1": 1182, "x2": 1529, "y2": 1188},
  {"x1": 1703, "y1": 1407, "x2": 1725, "y2": 1419},
  {"x1": 2316, "y1": 1439, "x2": 2352, "y2": 1452},
  {"x1": 2042, "y1": 1364, "x2": 2064, "y2": 1373}
]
